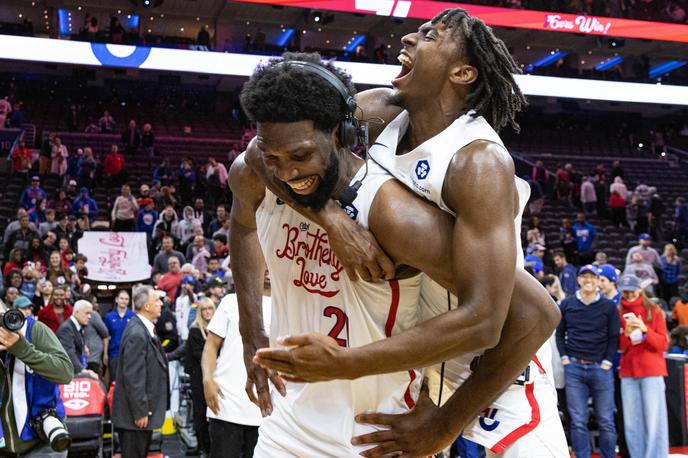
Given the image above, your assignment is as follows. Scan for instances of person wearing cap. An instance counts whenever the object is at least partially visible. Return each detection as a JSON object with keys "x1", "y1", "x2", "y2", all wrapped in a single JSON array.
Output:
[
  {"x1": 13, "y1": 295, "x2": 35, "y2": 318},
  {"x1": 598, "y1": 264, "x2": 621, "y2": 305},
  {"x1": 553, "y1": 251, "x2": 577, "y2": 297},
  {"x1": 71, "y1": 187, "x2": 98, "y2": 221},
  {"x1": 19, "y1": 176, "x2": 47, "y2": 210},
  {"x1": 135, "y1": 197, "x2": 158, "y2": 238},
  {"x1": 625, "y1": 233, "x2": 661, "y2": 271},
  {"x1": 556, "y1": 264, "x2": 620, "y2": 458},
  {"x1": 617, "y1": 274, "x2": 669, "y2": 458},
  {"x1": 205, "y1": 276, "x2": 225, "y2": 307},
  {"x1": 112, "y1": 285, "x2": 169, "y2": 458}
]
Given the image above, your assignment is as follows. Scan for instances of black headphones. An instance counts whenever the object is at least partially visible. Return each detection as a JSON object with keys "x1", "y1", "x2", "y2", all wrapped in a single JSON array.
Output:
[
  {"x1": 280, "y1": 60, "x2": 369, "y2": 207},
  {"x1": 281, "y1": 60, "x2": 368, "y2": 150}
]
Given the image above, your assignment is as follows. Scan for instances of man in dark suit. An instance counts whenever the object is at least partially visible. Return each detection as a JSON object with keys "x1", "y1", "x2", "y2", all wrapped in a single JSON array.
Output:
[
  {"x1": 112, "y1": 285, "x2": 169, "y2": 458},
  {"x1": 56, "y1": 299, "x2": 98, "y2": 379}
]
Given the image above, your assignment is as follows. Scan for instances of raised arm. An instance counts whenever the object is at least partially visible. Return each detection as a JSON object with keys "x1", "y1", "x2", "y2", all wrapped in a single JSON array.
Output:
[{"x1": 228, "y1": 154, "x2": 284, "y2": 416}]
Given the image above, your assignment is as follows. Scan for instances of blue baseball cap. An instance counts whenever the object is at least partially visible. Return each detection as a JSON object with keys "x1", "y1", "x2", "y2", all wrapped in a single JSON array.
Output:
[
  {"x1": 639, "y1": 233, "x2": 651, "y2": 241},
  {"x1": 13, "y1": 296, "x2": 32, "y2": 309},
  {"x1": 597, "y1": 264, "x2": 618, "y2": 283},
  {"x1": 619, "y1": 274, "x2": 642, "y2": 292},
  {"x1": 578, "y1": 264, "x2": 599, "y2": 276}
]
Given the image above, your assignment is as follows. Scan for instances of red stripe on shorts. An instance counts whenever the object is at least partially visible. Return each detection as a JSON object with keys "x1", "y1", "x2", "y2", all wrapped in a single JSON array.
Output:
[
  {"x1": 490, "y1": 382, "x2": 541, "y2": 453},
  {"x1": 384, "y1": 280, "x2": 416, "y2": 409}
]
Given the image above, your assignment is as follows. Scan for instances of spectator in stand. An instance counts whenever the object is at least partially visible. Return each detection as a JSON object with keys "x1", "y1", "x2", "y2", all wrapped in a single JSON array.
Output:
[
  {"x1": 192, "y1": 198, "x2": 211, "y2": 233},
  {"x1": 153, "y1": 236, "x2": 185, "y2": 274},
  {"x1": 105, "y1": 290, "x2": 135, "y2": 383},
  {"x1": 37, "y1": 285, "x2": 72, "y2": 333},
  {"x1": 19, "y1": 176, "x2": 47, "y2": 210},
  {"x1": 191, "y1": 236, "x2": 211, "y2": 276},
  {"x1": 649, "y1": 187, "x2": 666, "y2": 242},
  {"x1": 38, "y1": 132, "x2": 54, "y2": 176},
  {"x1": 136, "y1": 198, "x2": 158, "y2": 237},
  {"x1": 206, "y1": 157, "x2": 228, "y2": 205},
  {"x1": 4, "y1": 250, "x2": 24, "y2": 277},
  {"x1": 555, "y1": 162, "x2": 570, "y2": 201},
  {"x1": 660, "y1": 243, "x2": 682, "y2": 302},
  {"x1": 5, "y1": 270, "x2": 23, "y2": 297},
  {"x1": 624, "y1": 252, "x2": 659, "y2": 296},
  {"x1": 178, "y1": 159, "x2": 197, "y2": 207},
  {"x1": 556, "y1": 265, "x2": 619, "y2": 458},
  {"x1": 206, "y1": 255, "x2": 226, "y2": 282},
  {"x1": 27, "y1": 199, "x2": 47, "y2": 225},
  {"x1": 186, "y1": 227, "x2": 212, "y2": 259},
  {"x1": 71, "y1": 187, "x2": 98, "y2": 221},
  {"x1": 54, "y1": 214, "x2": 81, "y2": 250},
  {"x1": 524, "y1": 245, "x2": 545, "y2": 279},
  {"x1": 159, "y1": 186, "x2": 178, "y2": 210},
  {"x1": 186, "y1": 296, "x2": 215, "y2": 456},
  {"x1": 175, "y1": 277, "x2": 197, "y2": 342},
  {"x1": 66, "y1": 180, "x2": 79, "y2": 200},
  {"x1": 573, "y1": 212, "x2": 597, "y2": 265},
  {"x1": 8, "y1": 101, "x2": 23, "y2": 128},
  {"x1": 598, "y1": 264, "x2": 621, "y2": 304},
  {"x1": 4, "y1": 214, "x2": 38, "y2": 260},
  {"x1": 3, "y1": 209, "x2": 36, "y2": 245},
  {"x1": 158, "y1": 257, "x2": 183, "y2": 303},
  {"x1": 196, "y1": 25, "x2": 211, "y2": 48},
  {"x1": 625, "y1": 233, "x2": 661, "y2": 270},
  {"x1": 50, "y1": 136, "x2": 68, "y2": 177},
  {"x1": 153, "y1": 158, "x2": 176, "y2": 187},
  {"x1": 98, "y1": 110, "x2": 115, "y2": 133},
  {"x1": 0, "y1": 97, "x2": 11, "y2": 128},
  {"x1": 611, "y1": 160, "x2": 624, "y2": 180},
  {"x1": 207, "y1": 205, "x2": 227, "y2": 237},
  {"x1": 66, "y1": 104, "x2": 80, "y2": 132},
  {"x1": 674, "y1": 197, "x2": 688, "y2": 249},
  {"x1": 553, "y1": 251, "x2": 577, "y2": 297},
  {"x1": 212, "y1": 218, "x2": 230, "y2": 242},
  {"x1": 531, "y1": 159, "x2": 549, "y2": 194},
  {"x1": 524, "y1": 175, "x2": 544, "y2": 216},
  {"x1": 178, "y1": 206, "x2": 200, "y2": 247},
  {"x1": 38, "y1": 208, "x2": 58, "y2": 237},
  {"x1": 77, "y1": 147, "x2": 97, "y2": 190},
  {"x1": 46, "y1": 250, "x2": 72, "y2": 287},
  {"x1": 10, "y1": 140, "x2": 32, "y2": 175},
  {"x1": 13, "y1": 295, "x2": 35, "y2": 319},
  {"x1": 609, "y1": 190, "x2": 627, "y2": 228},
  {"x1": 3, "y1": 287, "x2": 18, "y2": 308},
  {"x1": 594, "y1": 252, "x2": 608, "y2": 266},
  {"x1": 580, "y1": 176, "x2": 597, "y2": 217},
  {"x1": 121, "y1": 120, "x2": 141, "y2": 155},
  {"x1": 49, "y1": 188, "x2": 73, "y2": 218},
  {"x1": 618, "y1": 274, "x2": 669, "y2": 458},
  {"x1": 227, "y1": 144, "x2": 241, "y2": 165},
  {"x1": 141, "y1": 123, "x2": 155, "y2": 164},
  {"x1": 111, "y1": 185, "x2": 139, "y2": 232},
  {"x1": 27, "y1": 236, "x2": 45, "y2": 265},
  {"x1": 137, "y1": 184, "x2": 151, "y2": 202},
  {"x1": 156, "y1": 206, "x2": 180, "y2": 237},
  {"x1": 104, "y1": 144, "x2": 126, "y2": 190},
  {"x1": 610, "y1": 176, "x2": 629, "y2": 201},
  {"x1": 671, "y1": 285, "x2": 688, "y2": 326}
]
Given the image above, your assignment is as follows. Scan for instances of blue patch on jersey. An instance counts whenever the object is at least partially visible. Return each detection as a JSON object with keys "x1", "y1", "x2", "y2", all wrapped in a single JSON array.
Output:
[
  {"x1": 479, "y1": 408, "x2": 500, "y2": 431},
  {"x1": 343, "y1": 204, "x2": 358, "y2": 220},
  {"x1": 415, "y1": 160, "x2": 430, "y2": 180}
]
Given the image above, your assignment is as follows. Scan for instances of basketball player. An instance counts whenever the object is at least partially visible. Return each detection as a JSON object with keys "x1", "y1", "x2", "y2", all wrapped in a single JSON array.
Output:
[
  {"x1": 248, "y1": 10, "x2": 568, "y2": 457},
  {"x1": 235, "y1": 52, "x2": 565, "y2": 457}
]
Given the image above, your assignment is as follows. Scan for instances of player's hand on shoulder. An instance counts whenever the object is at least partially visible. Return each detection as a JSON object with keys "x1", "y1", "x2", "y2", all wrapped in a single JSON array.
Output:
[
  {"x1": 254, "y1": 333, "x2": 352, "y2": 382},
  {"x1": 352, "y1": 377, "x2": 456, "y2": 458},
  {"x1": 323, "y1": 204, "x2": 394, "y2": 282}
]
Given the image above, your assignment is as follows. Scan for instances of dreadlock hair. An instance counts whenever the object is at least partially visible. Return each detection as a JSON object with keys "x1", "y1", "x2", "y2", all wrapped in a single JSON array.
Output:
[
  {"x1": 240, "y1": 52, "x2": 356, "y2": 133},
  {"x1": 431, "y1": 8, "x2": 527, "y2": 132}
]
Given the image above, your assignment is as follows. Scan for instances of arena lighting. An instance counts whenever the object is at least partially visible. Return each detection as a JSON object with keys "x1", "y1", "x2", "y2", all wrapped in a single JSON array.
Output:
[
  {"x1": 276, "y1": 28, "x2": 295, "y2": 47},
  {"x1": 595, "y1": 56, "x2": 624, "y2": 72},
  {"x1": 346, "y1": 34, "x2": 366, "y2": 52},
  {"x1": 649, "y1": 60, "x2": 687, "y2": 80},
  {"x1": 1, "y1": 35, "x2": 688, "y2": 106}
]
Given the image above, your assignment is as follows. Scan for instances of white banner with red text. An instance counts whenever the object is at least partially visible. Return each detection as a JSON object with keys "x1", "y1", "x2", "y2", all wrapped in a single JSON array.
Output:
[{"x1": 78, "y1": 231, "x2": 152, "y2": 283}]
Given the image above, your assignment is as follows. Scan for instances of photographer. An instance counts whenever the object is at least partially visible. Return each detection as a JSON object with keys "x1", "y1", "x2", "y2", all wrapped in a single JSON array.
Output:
[{"x1": 0, "y1": 300, "x2": 73, "y2": 456}]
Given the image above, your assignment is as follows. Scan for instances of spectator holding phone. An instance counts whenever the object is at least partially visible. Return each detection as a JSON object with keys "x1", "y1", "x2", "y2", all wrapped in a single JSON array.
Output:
[{"x1": 618, "y1": 274, "x2": 669, "y2": 458}]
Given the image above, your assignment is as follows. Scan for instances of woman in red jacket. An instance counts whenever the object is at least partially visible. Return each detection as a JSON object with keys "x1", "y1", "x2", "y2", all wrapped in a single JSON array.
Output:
[{"x1": 618, "y1": 274, "x2": 669, "y2": 458}]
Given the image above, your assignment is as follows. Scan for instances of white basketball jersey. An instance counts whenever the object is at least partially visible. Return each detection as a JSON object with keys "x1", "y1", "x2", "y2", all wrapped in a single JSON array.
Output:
[
  {"x1": 368, "y1": 111, "x2": 567, "y2": 456},
  {"x1": 253, "y1": 160, "x2": 422, "y2": 457}
]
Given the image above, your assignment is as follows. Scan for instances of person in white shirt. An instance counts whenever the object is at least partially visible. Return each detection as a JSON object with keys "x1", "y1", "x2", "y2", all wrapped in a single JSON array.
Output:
[
  {"x1": 202, "y1": 290, "x2": 271, "y2": 458},
  {"x1": 175, "y1": 276, "x2": 197, "y2": 341}
]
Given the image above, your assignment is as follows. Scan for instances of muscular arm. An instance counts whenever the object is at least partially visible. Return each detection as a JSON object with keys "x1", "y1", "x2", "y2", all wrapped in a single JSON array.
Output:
[{"x1": 228, "y1": 154, "x2": 284, "y2": 415}]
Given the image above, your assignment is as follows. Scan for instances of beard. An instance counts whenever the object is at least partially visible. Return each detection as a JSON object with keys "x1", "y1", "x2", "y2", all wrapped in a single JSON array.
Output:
[{"x1": 285, "y1": 154, "x2": 340, "y2": 211}]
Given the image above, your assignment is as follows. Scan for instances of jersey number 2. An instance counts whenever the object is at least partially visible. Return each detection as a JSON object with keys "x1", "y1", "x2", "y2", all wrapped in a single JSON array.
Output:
[{"x1": 323, "y1": 306, "x2": 349, "y2": 347}]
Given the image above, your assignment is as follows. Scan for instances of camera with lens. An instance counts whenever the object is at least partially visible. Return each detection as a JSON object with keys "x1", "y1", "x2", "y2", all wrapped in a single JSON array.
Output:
[
  {"x1": 30, "y1": 409, "x2": 72, "y2": 452},
  {"x1": 0, "y1": 309, "x2": 25, "y2": 332}
]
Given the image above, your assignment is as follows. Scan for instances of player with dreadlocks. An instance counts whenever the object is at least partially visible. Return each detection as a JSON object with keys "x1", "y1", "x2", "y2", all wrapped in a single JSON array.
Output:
[{"x1": 251, "y1": 8, "x2": 568, "y2": 457}]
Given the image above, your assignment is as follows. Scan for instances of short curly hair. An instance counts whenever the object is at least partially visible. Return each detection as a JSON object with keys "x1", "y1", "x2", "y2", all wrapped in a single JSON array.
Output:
[{"x1": 240, "y1": 52, "x2": 356, "y2": 133}]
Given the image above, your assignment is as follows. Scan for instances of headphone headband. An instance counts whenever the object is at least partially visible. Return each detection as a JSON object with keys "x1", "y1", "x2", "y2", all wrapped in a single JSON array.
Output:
[{"x1": 280, "y1": 60, "x2": 357, "y2": 116}]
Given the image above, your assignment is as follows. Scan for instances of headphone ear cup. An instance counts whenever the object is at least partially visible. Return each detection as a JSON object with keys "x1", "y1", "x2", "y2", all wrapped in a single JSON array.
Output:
[{"x1": 339, "y1": 119, "x2": 358, "y2": 149}]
